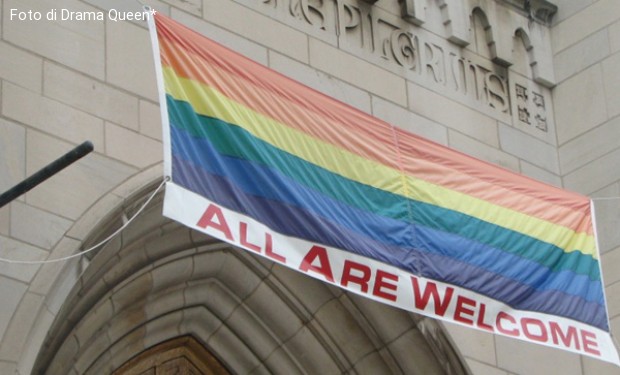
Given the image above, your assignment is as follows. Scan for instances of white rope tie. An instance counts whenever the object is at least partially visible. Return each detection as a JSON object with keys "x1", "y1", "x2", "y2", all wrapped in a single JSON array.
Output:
[{"x1": 0, "y1": 178, "x2": 168, "y2": 265}]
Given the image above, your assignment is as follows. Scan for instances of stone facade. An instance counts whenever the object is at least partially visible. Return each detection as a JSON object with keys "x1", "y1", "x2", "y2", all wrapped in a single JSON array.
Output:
[{"x1": 0, "y1": 0, "x2": 619, "y2": 374}]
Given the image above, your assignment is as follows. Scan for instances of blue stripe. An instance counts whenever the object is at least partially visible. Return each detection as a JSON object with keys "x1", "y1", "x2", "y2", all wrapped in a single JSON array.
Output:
[
  {"x1": 415, "y1": 225, "x2": 604, "y2": 306},
  {"x1": 169, "y1": 125, "x2": 607, "y2": 329},
  {"x1": 171, "y1": 154, "x2": 607, "y2": 330},
  {"x1": 172, "y1": 154, "x2": 417, "y2": 271},
  {"x1": 415, "y1": 250, "x2": 608, "y2": 331},
  {"x1": 167, "y1": 95, "x2": 601, "y2": 282},
  {"x1": 170, "y1": 124, "x2": 603, "y2": 304}
]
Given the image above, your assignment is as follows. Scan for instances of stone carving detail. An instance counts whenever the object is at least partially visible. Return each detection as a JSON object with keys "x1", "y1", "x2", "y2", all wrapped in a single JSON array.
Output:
[
  {"x1": 388, "y1": 29, "x2": 418, "y2": 70},
  {"x1": 516, "y1": 84, "x2": 530, "y2": 124},
  {"x1": 532, "y1": 92, "x2": 547, "y2": 132},
  {"x1": 514, "y1": 83, "x2": 548, "y2": 133},
  {"x1": 485, "y1": 71, "x2": 509, "y2": 113},
  {"x1": 399, "y1": 0, "x2": 425, "y2": 25},
  {"x1": 340, "y1": 3, "x2": 366, "y2": 46},
  {"x1": 521, "y1": 0, "x2": 558, "y2": 25},
  {"x1": 290, "y1": 0, "x2": 326, "y2": 29},
  {"x1": 253, "y1": 0, "x2": 558, "y2": 125}
]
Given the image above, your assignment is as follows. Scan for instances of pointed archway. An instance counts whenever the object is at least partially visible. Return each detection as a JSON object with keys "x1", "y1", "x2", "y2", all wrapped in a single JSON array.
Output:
[{"x1": 31, "y1": 181, "x2": 470, "y2": 374}]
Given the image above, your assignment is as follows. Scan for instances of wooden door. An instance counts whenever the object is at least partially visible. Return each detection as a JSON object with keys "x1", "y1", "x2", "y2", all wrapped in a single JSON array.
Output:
[{"x1": 113, "y1": 336, "x2": 230, "y2": 375}]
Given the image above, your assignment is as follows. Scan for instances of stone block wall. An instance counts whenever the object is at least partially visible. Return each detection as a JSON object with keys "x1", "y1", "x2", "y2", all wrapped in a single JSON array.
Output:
[
  {"x1": 0, "y1": 0, "x2": 619, "y2": 374},
  {"x1": 553, "y1": 1, "x2": 620, "y2": 374}
]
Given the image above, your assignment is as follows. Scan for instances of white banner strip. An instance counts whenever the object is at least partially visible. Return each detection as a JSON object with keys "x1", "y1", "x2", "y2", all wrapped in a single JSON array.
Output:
[
  {"x1": 146, "y1": 9, "x2": 172, "y2": 178},
  {"x1": 163, "y1": 181, "x2": 620, "y2": 365}
]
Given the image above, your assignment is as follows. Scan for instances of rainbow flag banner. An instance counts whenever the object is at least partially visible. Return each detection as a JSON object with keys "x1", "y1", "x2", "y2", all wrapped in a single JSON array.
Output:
[{"x1": 148, "y1": 13, "x2": 619, "y2": 364}]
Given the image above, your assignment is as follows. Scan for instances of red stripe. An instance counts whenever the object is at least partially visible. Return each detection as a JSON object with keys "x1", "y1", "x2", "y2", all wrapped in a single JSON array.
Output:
[{"x1": 155, "y1": 13, "x2": 593, "y2": 235}]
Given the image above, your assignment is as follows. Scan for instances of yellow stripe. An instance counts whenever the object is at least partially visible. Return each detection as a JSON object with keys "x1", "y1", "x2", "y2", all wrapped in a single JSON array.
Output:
[
  {"x1": 164, "y1": 67, "x2": 405, "y2": 195},
  {"x1": 163, "y1": 66, "x2": 597, "y2": 259}
]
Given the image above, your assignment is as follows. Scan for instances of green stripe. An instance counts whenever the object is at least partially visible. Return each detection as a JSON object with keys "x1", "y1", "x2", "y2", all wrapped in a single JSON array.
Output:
[{"x1": 167, "y1": 95, "x2": 601, "y2": 281}]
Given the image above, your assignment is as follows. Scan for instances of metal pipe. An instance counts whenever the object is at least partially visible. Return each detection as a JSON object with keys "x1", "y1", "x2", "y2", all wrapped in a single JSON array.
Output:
[{"x1": 0, "y1": 141, "x2": 94, "y2": 208}]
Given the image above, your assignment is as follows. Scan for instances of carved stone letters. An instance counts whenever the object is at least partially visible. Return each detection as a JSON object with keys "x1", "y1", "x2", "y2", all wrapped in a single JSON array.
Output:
[{"x1": 250, "y1": 0, "x2": 553, "y2": 135}]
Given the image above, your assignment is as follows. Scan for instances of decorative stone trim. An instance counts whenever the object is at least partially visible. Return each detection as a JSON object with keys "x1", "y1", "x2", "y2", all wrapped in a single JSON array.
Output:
[
  {"x1": 501, "y1": 0, "x2": 558, "y2": 25},
  {"x1": 241, "y1": 0, "x2": 558, "y2": 142}
]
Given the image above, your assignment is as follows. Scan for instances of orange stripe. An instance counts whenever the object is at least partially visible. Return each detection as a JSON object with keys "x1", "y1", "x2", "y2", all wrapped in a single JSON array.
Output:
[
  {"x1": 155, "y1": 15, "x2": 398, "y2": 166},
  {"x1": 155, "y1": 14, "x2": 593, "y2": 235},
  {"x1": 396, "y1": 129, "x2": 593, "y2": 235}
]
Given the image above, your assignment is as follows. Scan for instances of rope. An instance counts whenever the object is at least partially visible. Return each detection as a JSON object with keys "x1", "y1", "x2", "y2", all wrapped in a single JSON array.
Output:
[{"x1": 0, "y1": 177, "x2": 168, "y2": 265}]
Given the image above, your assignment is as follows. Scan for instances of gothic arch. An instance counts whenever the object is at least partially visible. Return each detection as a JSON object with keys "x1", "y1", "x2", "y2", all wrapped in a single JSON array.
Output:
[
  {"x1": 514, "y1": 25, "x2": 555, "y2": 87},
  {"x1": 397, "y1": 0, "x2": 555, "y2": 82},
  {"x1": 467, "y1": 2, "x2": 514, "y2": 66},
  {"x1": 470, "y1": 7, "x2": 495, "y2": 60},
  {"x1": 514, "y1": 27, "x2": 534, "y2": 69},
  {"x1": 398, "y1": 0, "x2": 469, "y2": 45},
  {"x1": 29, "y1": 178, "x2": 470, "y2": 374},
  {"x1": 467, "y1": 1, "x2": 555, "y2": 85},
  {"x1": 437, "y1": 0, "x2": 468, "y2": 46}
]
